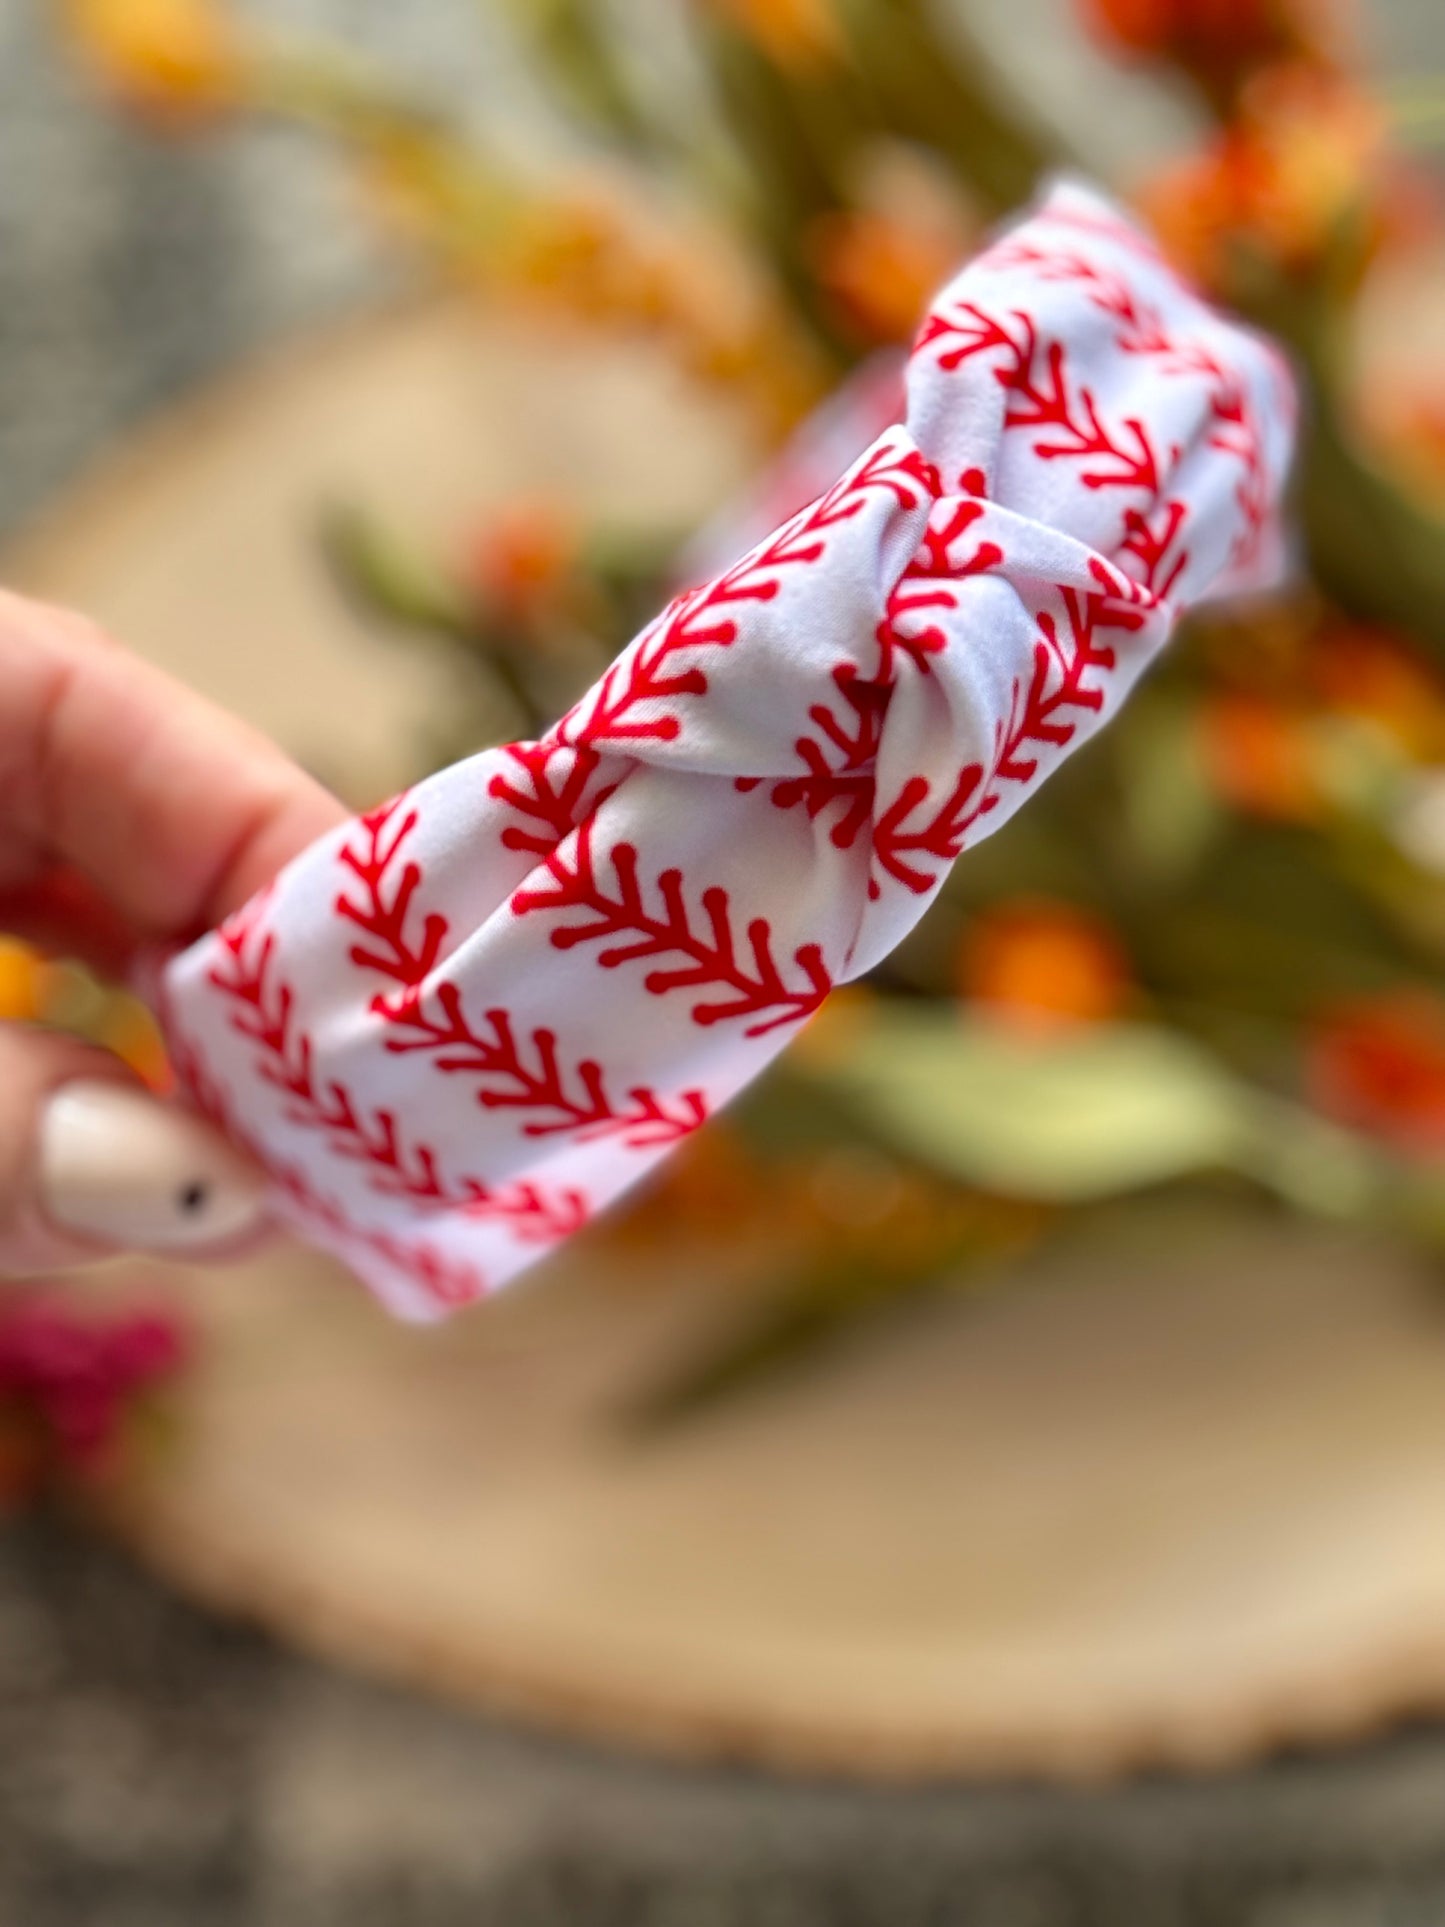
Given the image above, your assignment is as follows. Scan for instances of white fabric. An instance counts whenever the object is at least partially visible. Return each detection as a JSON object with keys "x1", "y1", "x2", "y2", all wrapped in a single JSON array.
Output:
[{"x1": 162, "y1": 181, "x2": 1297, "y2": 1318}]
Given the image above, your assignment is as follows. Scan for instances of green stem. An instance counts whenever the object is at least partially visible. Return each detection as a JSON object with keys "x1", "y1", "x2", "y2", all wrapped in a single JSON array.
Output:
[{"x1": 838, "y1": 0, "x2": 1058, "y2": 215}]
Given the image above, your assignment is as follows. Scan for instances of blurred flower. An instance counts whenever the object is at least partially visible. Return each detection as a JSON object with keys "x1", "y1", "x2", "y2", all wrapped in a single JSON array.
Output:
[
  {"x1": 1308, "y1": 992, "x2": 1445, "y2": 1156},
  {"x1": 703, "y1": 0, "x2": 843, "y2": 71},
  {"x1": 1142, "y1": 65, "x2": 1385, "y2": 288},
  {"x1": 960, "y1": 900, "x2": 1133, "y2": 1032},
  {"x1": 1310, "y1": 623, "x2": 1445, "y2": 762},
  {"x1": 351, "y1": 122, "x2": 509, "y2": 266},
  {"x1": 507, "y1": 183, "x2": 821, "y2": 431},
  {"x1": 1363, "y1": 383, "x2": 1445, "y2": 507},
  {"x1": 58, "y1": 0, "x2": 242, "y2": 125},
  {"x1": 0, "y1": 1293, "x2": 188, "y2": 1503},
  {"x1": 0, "y1": 941, "x2": 49, "y2": 1024},
  {"x1": 1198, "y1": 690, "x2": 1321, "y2": 820},
  {"x1": 99, "y1": 997, "x2": 174, "y2": 1093},
  {"x1": 461, "y1": 501, "x2": 578, "y2": 623},
  {"x1": 807, "y1": 210, "x2": 956, "y2": 344},
  {"x1": 807, "y1": 143, "x2": 977, "y2": 346},
  {"x1": 1082, "y1": 0, "x2": 1330, "y2": 88}
]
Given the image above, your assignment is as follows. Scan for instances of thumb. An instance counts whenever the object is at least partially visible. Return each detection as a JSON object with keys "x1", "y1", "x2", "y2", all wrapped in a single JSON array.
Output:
[{"x1": 0, "y1": 1026, "x2": 266, "y2": 1275}]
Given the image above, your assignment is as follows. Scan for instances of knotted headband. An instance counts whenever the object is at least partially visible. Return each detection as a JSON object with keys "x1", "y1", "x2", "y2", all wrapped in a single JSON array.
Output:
[{"x1": 162, "y1": 181, "x2": 1297, "y2": 1319}]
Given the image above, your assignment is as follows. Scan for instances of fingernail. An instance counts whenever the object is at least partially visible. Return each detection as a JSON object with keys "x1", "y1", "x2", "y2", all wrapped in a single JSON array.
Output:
[{"x1": 38, "y1": 1081, "x2": 268, "y2": 1254}]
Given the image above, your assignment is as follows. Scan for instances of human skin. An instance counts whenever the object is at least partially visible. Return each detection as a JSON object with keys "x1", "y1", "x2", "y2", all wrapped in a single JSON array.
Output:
[{"x1": 0, "y1": 588, "x2": 345, "y2": 1271}]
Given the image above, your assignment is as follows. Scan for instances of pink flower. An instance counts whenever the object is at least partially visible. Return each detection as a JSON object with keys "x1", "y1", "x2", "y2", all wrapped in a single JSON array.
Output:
[{"x1": 0, "y1": 1294, "x2": 188, "y2": 1486}]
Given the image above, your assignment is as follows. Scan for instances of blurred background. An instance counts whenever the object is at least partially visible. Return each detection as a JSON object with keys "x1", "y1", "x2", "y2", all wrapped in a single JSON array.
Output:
[{"x1": 5, "y1": 0, "x2": 1445, "y2": 1920}]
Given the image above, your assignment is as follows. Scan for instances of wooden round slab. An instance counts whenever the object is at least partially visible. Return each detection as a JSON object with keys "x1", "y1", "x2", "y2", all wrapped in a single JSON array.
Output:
[
  {"x1": 84, "y1": 1218, "x2": 1445, "y2": 1779},
  {"x1": 13, "y1": 301, "x2": 1445, "y2": 1780}
]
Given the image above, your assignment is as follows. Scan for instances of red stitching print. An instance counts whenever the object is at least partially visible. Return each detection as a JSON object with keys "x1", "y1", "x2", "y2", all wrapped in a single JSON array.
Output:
[
  {"x1": 870, "y1": 763, "x2": 991, "y2": 894},
  {"x1": 745, "y1": 668, "x2": 887, "y2": 853},
  {"x1": 556, "y1": 436, "x2": 939, "y2": 751},
  {"x1": 872, "y1": 560, "x2": 1151, "y2": 893},
  {"x1": 206, "y1": 904, "x2": 588, "y2": 1242},
  {"x1": 753, "y1": 495, "x2": 1006, "y2": 858},
  {"x1": 379, "y1": 990, "x2": 708, "y2": 1144},
  {"x1": 1121, "y1": 500, "x2": 1189, "y2": 602},
  {"x1": 512, "y1": 818, "x2": 832, "y2": 1035},
  {"x1": 486, "y1": 742, "x2": 611, "y2": 858},
  {"x1": 974, "y1": 240, "x2": 1268, "y2": 569},
  {"x1": 336, "y1": 802, "x2": 447, "y2": 987},
  {"x1": 334, "y1": 800, "x2": 709, "y2": 1142},
  {"x1": 168, "y1": 1010, "x2": 491, "y2": 1310},
  {"x1": 877, "y1": 497, "x2": 1006, "y2": 681},
  {"x1": 980, "y1": 243, "x2": 1174, "y2": 356},
  {"x1": 916, "y1": 305, "x2": 1164, "y2": 495},
  {"x1": 273, "y1": 1162, "x2": 491, "y2": 1310}
]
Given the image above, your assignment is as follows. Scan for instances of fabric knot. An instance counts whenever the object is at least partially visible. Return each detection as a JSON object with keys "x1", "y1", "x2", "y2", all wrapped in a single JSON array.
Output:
[{"x1": 162, "y1": 179, "x2": 1296, "y2": 1318}]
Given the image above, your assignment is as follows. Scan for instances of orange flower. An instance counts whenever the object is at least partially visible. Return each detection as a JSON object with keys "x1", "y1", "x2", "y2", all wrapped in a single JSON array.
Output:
[
  {"x1": 704, "y1": 0, "x2": 843, "y2": 70},
  {"x1": 1198, "y1": 691, "x2": 1320, "y2": 821},
  {"x1": 961, "y1": 900, "x2": 1132, "y2": 1032},
  {"x1": 1308, "y1": 992, "x2": 1445, "y2": 1156},
  {"x1": 461, "y1": 502, "x2": 576, "y2": 621},
  {"x1": 1141, "y1": 65, "x2": 1384, "y2": 288},
  {"x1": 808, "y1": 210, "x2": 963, "y2": 346},
  {"x1": 1311, "y1": 625, "x2": 1445, "y2": 762},
  {"x1": 807, "y1": 146, "x2": 976, "y2": 348},
  {"x1": 59, "y1": 0, "x2": 242, "y2": 125}
]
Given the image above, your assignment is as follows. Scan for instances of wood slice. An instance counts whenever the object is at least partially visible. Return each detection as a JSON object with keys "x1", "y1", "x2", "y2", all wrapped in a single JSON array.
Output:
[
  {"x1": 84, "y1": 1219, "x2": 1445, "y2": 1780},
  {"x1": 13, "y1": 301, "x2": 1445, "y2": 1781}
]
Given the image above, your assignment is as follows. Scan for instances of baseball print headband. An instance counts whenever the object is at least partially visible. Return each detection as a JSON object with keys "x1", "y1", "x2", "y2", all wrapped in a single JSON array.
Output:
[{"x1": 162, "y1": 180, "x2": 1297, "y2": 1319}]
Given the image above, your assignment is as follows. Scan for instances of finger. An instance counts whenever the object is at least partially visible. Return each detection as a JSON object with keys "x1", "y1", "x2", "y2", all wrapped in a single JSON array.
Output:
[
  {"x1": 0, "y1": 590, "x2": 348, "y2": 944},
  {"x1": 0, "y1": 1026, "x2": 268, "y2": 1275},
  {"x1": 0, "y1": 867, "x2": 139, "y2": 979}
]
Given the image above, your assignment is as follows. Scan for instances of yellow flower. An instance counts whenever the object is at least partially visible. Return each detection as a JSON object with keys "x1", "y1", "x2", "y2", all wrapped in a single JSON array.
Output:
[
  {"x1": 510, "y1": 183, "x2": 821, "y2": 432},
  {"x1": 59, "y1": 0, "x2": 242, "y2": 124},
  {"x1": 99, "y1": 996, "x2": 173, "y2": 1093}
]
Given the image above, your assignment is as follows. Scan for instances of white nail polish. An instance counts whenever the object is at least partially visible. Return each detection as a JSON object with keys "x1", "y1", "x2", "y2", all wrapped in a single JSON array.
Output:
[{"x1": 38, "y1": 1082, "x2": 268, "y2": 1253}]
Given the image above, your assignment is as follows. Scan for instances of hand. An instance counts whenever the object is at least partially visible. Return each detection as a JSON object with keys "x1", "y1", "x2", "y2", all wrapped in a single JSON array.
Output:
[{"x1": 0, "y1": 590, "x2": 346, "y2": 1272}]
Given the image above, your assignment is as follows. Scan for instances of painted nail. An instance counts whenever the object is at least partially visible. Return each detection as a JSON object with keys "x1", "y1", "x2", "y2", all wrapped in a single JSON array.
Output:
[{"x1": 38, "y1": 1081, "x2": 268, "y2": 1254}]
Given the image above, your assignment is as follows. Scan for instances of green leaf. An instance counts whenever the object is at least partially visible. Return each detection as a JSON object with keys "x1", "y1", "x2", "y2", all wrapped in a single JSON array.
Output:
[{"x1": 802, "y1": 1006, "x2": 1257, "y2": 1201}]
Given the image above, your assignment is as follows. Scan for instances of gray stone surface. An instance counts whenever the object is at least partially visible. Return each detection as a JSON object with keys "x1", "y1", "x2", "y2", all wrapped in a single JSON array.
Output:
[
  {"x1": 0, "y1": 0, "x2": 393, "y2": 533},
  {"x1": 4, "y1": 1, "x2": 1445, "y2": 1920},
  {"x1": 11, "y1": 1515, "x2": 1445, "y2": 1927}
]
